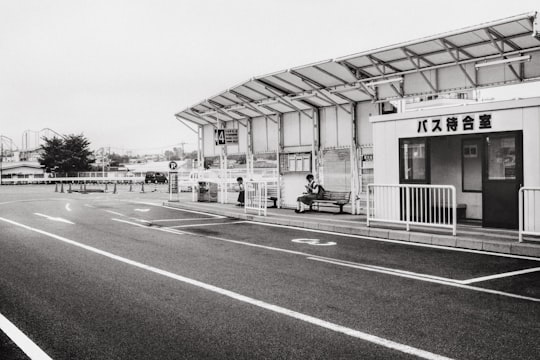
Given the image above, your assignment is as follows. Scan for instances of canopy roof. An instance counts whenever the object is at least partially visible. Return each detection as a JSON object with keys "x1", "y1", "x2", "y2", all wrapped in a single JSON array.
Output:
[{"x1": 176, "y1": 12, "x2": 540, "y2": 127}]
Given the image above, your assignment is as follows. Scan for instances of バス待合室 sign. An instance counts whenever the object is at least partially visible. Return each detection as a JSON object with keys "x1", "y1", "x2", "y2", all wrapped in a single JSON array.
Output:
[{"x1": 416, "y1": 113, "x2": 492, "y2": 135}]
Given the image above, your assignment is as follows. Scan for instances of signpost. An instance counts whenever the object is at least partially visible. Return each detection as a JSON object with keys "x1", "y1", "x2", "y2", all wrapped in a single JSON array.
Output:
[{"x1": 168, "y1": 161, "x2": 179, "y2": 202}]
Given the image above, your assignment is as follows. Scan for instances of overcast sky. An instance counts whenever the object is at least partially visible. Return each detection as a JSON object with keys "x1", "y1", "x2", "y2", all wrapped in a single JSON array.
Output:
[{"x1": 1, "y1": 0, "x2": 539, "y2": 154}]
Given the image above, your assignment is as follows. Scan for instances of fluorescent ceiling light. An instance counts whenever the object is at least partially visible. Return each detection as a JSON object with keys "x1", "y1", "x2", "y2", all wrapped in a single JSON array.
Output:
[
  {"x1": 367, "y1": 77, "x2": 403, "y2": 87},
  {"x1": 290, "y1": 92, "x2": 318, "y2": 101},
  {"x1": 328, "y1": 84, "x2": 364, "y2": 94},
  {"x1": 475, "y1": 55, "x2": 531, "y2": 69},
  {"x1": 258, "y1": 99, "x2": 281, "y2": 106}
]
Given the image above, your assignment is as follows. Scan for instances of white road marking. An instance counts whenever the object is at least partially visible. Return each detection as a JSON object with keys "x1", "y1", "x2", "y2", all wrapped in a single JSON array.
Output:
[
  {"x1": 111, "y1": 218, "x2": 183, "y2": 234},
  {"x1": 103, "y1": 210, "x2": 150, "y2": 223},
  {"x1": 34, "y1": 213, "x2": 74, "y2": 225},
  {"x1": 292, "y1": 238, "x2": 336, "y2": 246},
  {"x1": 167, "y1": 221, "x2": 247, "y2": 229},
  {"x1": 461, "y1": 267, "x2": 540, "y2": 284},
  {"x1": 309, "y1": 256, "x2": 466, "y2": 283},
  {"x1": 127, "y1": 201, "x2": 224, "y2": 218},
  {"x1": 0, "y1": 312, "x2": 53, "y2": 360},
  {"x1": 104, "y1": 218, "x2": 540, "y2": 302},
  {"x1": 134, "y1": 208, "x2": 150, "y2": 212},
  {"x1": 244, "y1": 221, "x2": 540, "y2": 262},
  {"x1": 84, "y1": 204, "x2": 95, "y2": 208},
  {"x1": 308, "y1": 257, "x2": 540, "y2": 303},
  {"x1": 0, "y1": 216, "x2": 452, "y2": 360},
  {"x1": 152, "y1": 218, "x2": 223, "y2": 222},
  {"x1": 65, "y1": 203, "x2": 72, "y2": 212},
  {"x1": 105, "y1": 210, "x2": 126, "y2": 217}
]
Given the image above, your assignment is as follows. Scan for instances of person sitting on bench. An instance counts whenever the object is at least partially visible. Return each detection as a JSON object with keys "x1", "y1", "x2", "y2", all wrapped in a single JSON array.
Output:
[
  {"x1": 295, "y1": 174, "x2": 323, "y2": 213},
  {"x1": 236, "y1": 177, "x2": 245, "y2": 206}
]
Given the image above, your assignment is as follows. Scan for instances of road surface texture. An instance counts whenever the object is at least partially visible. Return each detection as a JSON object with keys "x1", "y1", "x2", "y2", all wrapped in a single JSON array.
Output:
[{"x1": 0, "y1": 186, "x2": 539, "y2": 359}]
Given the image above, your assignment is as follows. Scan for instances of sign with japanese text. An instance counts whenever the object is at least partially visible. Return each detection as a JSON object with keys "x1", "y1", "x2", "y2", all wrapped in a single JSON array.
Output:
[
  {"x1": 214, "y1": 129, "x2": 238, "y2": 145},
  {"x1": 416, "y1": 113, "x2": 492, "y2": 135}
]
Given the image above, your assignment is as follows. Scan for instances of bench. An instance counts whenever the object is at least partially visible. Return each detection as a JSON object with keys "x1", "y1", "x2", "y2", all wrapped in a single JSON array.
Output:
[{"x1": 310, "y1": 190, "x2": 351, "y2": 214}]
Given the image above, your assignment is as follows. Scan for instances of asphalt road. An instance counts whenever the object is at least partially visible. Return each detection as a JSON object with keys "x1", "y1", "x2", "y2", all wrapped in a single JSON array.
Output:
[{"x1": 0, "y1": 187, "x2": 539, "y2": 359}]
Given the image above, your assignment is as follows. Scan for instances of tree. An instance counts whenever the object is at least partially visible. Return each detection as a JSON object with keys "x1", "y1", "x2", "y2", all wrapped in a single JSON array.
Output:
[{"x1": 39, "y1": 134, "x2": 95, "y2": 173}]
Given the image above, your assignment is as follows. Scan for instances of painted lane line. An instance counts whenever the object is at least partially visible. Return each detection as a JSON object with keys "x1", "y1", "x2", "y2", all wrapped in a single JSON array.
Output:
[
  {"x1": 309, "y1": 256, "x2": 464, "y2": 284},
  {"x1": 244, "y1": 221, "x2": 540, "y2": 262},
  {"x1": 461, "y1": 267, "x2": 540, "y2": 284},
  {"x1": 307, "y1": 257, "x2": 540, "y2": 303},
  {"x1": 0, "y1": 312, "x2": 53, "y2": 360},
  {"x1": 84, "y1": 204, "x2": 95, "y2": 208},
  {"x1": 111, "y1": 218, "x2": 185, "y2": 235},
  {"x1": 34, "y1": 213, "x2": 74, "y2": 225},
  {"x1": 105, "y1": 210, "x2": 126, "y2": 217},
  {"x1": 152, "y1": 218, "x2": 224, "y2": 222},
  {"x1": 108, "y1": 219, "x2": 540, "y2": 302},
  {"x1": 65, "y1": 203, "x2": 72, "y2": 212},
  {"x1": 127, "y1": 201, "x2": 225, "y2": 218},
  {"x1": 103, "y1": 210, "x2": 151, "y2": 223},
  {"x1": 167, "y1": 221, "x2": 247, "y2": 229},
  {"x1": 134, "y1": 208, "x2": 150, "y2": 212},
  {"x1": 0, "y1": 216, "x2": 452, "y2": 360}
]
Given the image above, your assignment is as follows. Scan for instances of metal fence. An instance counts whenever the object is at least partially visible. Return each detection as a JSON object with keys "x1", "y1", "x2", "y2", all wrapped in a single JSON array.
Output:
[
  {"x1": 244, "y1": 181, "x2": 268, "y2": 216},
  {"x1": 367, "y1": 184, "x2": 457, "y2": 235},
  {"x1": 519, "y1": 187, "x2": 540, "y2": 242}
]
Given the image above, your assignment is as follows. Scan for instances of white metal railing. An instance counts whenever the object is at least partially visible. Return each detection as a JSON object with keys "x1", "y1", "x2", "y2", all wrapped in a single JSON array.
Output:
[
  {"x1": 519, "y1": 187, "x2": 540, "y2": 242},
  {"x1": 244, "y1": 180, "x2": 268, "y2": 216},
  {"x1": 367, "y1": 184, "x2": 457, "y2": 236},
  {"x1": 188, "y1": 169, "x2": 278, "y2": 204},
  {"x1": 1, "y1": 175, "x2": 144, "y2": 185}
]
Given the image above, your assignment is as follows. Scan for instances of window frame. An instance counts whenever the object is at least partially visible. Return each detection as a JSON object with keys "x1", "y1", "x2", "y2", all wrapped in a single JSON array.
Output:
[{"x1": 399, "y1": 137, "x2": 430, "y2": 184}]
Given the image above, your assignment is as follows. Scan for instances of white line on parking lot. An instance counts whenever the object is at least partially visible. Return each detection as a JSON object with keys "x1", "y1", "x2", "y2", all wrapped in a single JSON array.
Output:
[
  {"x1": 308, "y1": 257, "x2": 540, "y2": 302},
  {"x1": 460, "y1": 267, "x2": 540, "y2": 284},
  {"x1": 152, "y1": 218, "x2": 227, "y2": 222},
  {"x1": 167, "y1": 221, "x2": 247, "y2": 229},
  {"x1": 34, "y1": 213, "x2": 74, "y2": 225},
  {"x1": 128, "y1": 202, "x2": 225, "y2": 218},
  {"x1": 0, "y1": 216, "x2": 453, "y2": 360},
  {"x1": 0, "y1": 312, "x2": 53, "y2": 360}
]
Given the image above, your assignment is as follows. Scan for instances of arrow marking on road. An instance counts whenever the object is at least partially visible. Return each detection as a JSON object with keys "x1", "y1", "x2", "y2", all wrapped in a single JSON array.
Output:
[
  {"x1": 34, "y1": 213, "x2": 75, "y2": 225},
  {"x1": 65, "y1": 203, "x2": 72, "y2": 212}
]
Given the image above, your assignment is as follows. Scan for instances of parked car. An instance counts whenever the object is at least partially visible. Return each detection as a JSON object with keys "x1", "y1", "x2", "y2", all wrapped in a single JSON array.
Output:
[{"x1": 145, "y1": 172, "x2": 168, "y2": 184}]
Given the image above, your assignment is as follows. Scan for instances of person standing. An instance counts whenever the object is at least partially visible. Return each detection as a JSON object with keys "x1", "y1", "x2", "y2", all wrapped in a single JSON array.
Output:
[{"x1": 236, "y1": 177, "x2": 245, "y2": 206}]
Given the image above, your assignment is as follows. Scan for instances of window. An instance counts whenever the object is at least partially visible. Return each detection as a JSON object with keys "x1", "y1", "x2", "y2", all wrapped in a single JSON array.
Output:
[
  {"x1": 280, "y1": 153, "x2": 312, "y2": 172},
  {"x1": 487, "y1": 136, "x2": 516, "y2": 180},
  {"x1": 462, "y1": 138, "x2": 482, "y2": 192},
  {"x1": 400, "y1": 138, "x2": 429, "y2": 183}
]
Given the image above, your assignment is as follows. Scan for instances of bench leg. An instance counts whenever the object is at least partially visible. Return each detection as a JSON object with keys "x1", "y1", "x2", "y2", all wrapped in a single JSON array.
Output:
[{"x1": 338, "y1": 204, "x2": 344, "y2": 214}]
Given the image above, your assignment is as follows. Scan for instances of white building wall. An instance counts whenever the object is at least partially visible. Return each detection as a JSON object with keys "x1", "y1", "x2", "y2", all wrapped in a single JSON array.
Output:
[
  {"x1": 357, "y1": 102, "x2": 378, "y2": 147},
  {"x1": 523, "y1": 106, "x2": 540, "y2": 187}
]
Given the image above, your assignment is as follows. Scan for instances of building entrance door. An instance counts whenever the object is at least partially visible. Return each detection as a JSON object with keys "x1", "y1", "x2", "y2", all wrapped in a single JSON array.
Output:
[{"x1": 482, "y1": 132, "x2": 522, "y2": 229}]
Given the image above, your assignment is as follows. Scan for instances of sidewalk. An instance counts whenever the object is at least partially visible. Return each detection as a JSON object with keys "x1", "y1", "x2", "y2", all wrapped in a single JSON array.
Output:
[{"x1": 165, "y1": 195, "x2": 540, "y2": 258}]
